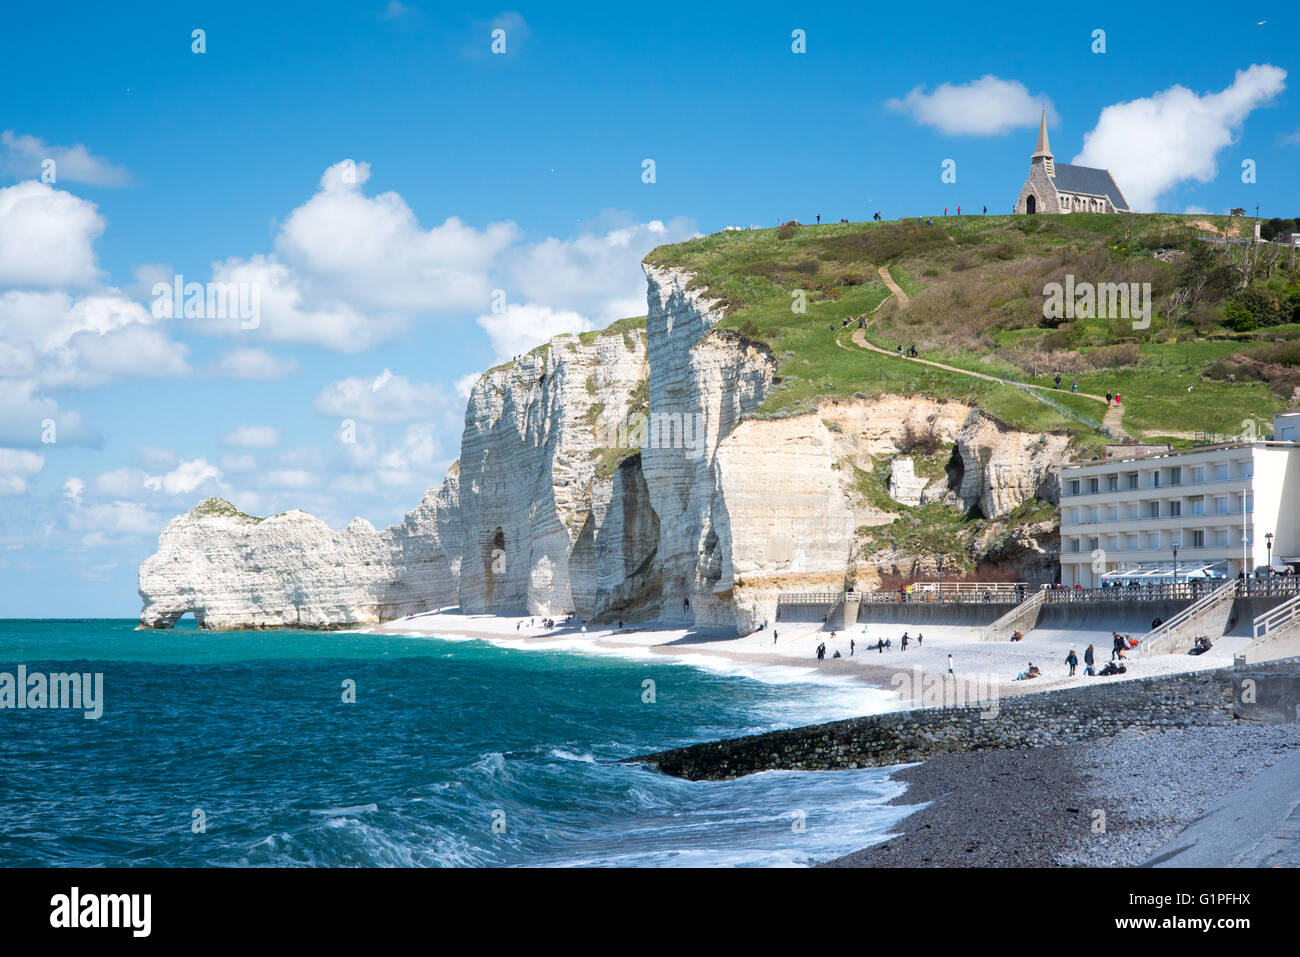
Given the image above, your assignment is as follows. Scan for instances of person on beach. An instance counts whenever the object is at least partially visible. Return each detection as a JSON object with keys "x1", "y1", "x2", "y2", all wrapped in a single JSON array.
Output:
[
  {"x1": 916, "y1": 633, "x2": 923, "y2": 646},
  {"x1": 901, "y1": 632, "x2": 909, "y2": 650},
  {"x1": 1065, "y1": 649, "x2": 1078, "y2": 676},
  {"x1": 1084, "y1": 644, "x2": 1095, "y2": 675},
  {"x1": 850, "y1": 638, "x2": 855, "y2": 656},
  {"x1": 877, "y1": 639, "x2": 884, "y2": 654},
  {"x1": 773, "y1": 629, "x2": 778, "y2": 644},
  {"x1": 946, "y1": 653, "x2": 954, "y2": 674}
]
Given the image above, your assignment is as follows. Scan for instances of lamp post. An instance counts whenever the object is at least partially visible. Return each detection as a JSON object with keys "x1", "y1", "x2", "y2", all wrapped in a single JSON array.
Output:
[
  {"x1": 936, "y1": 554, "x2": 944, "y2": 602},
  {"x1": 1172, "y1": 540, "x2": 1180, "y2": 592},
  {"x1": 1266, "y1": 532, "x2": 1274, "y2": 573}
]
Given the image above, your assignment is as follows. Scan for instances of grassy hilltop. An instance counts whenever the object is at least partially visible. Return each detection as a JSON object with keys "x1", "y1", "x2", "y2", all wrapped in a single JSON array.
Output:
[{"x1": 645, "y1": 213, "x2": 1300, "y2": 455}]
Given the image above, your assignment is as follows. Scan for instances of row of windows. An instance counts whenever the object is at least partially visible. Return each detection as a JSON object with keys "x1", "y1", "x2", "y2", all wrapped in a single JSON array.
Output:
[
  {"x1": 1060, "y1": 193, "x2": 1108, "y2": 213},
  {"x1": 1066, "y1": 528, "x2": 1252, "y2": 553},
  {"x1": 1065, "y1": 461, "x2": 1252, "y2": 497},
  {"x1": 1065, "y1": 494, "x2": 1253, "y2": 525}
]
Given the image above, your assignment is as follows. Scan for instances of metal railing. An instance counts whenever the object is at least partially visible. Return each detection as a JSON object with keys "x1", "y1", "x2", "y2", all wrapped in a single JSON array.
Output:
[
  {"x1": 980, "y1": 590, "x2": 1045, "y2": 642},
  {"x1": 776, "y1": 592, "x2": 842, "y2": 605},
  {"x1": 1253, "y1": 593, "x2": 1300, "y2": 641},
  {"x1": 1140, "y1": 580, "x2": 1237, "y2": 655}
]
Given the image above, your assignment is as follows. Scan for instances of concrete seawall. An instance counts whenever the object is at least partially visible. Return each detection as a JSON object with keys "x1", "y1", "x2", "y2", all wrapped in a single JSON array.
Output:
[
  {"x1": 632, "y1": 667, "x2": 1277, "y2": 781},
  {"x1": 855, "y1": 603, "x2": 1006, "y2": 627}
]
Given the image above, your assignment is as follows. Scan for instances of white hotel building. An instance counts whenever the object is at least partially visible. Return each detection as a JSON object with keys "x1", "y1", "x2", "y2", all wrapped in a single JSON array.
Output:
[{"x1": 1058, "y1": 411, "x2": 1300, "y2": 588}]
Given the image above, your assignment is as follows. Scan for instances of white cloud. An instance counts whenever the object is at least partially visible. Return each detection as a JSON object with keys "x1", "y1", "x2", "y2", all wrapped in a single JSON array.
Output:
[
  {"x1": 476, "y1": 303, "x2": 592, "y2": 362},
  {"x1": 1074, "y1": 64, "x2": 1287, "y2": 212},
  {"x1": 0, "y1": 379, "x2": 99, "y2": 447},
  {"x1": 0, "y1": 181, "x2": 105, "y2": 288},
  {"x1": 314, "y1": 370, "x2": 456, "y2": 422},
  {"x1": 0, "y1": 448, "x2": 44, "y2": 495},
  {"x1": 156, "y1": 458, "x2": 222, "y2": 496},
  {"x1": 1, "y1": 131, "x2": 130, "y2": 187},
  {"x1": 209, "y1": 347, "x2": 299, "y2": 379},
  {"x1": 0, "y1": 289, "x2": 190, "y2": 391},
  {"x1": 63, "y1": 476, "x2": 85, "y2": 504},
  {"x1": 222, "y1": 425, "x2": 280, "y2": 448},
  {"x1": 375, "y1": 423, "x2": 440, "y2": 486},
  {"x1": 886, "y1": 76, "x2": 1055, "y2": 136},
  {"x1": 505, "y1": 214, "x2": 696, "y2": 322},
  {"x1": 454, "y1": 371, "x2": 481, "y2": 399}
]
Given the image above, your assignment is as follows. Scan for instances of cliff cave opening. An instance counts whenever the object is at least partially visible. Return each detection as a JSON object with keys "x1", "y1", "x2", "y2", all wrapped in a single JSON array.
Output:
[{"x1": 483, "y1": 527, "x2": 506, "y2": 603}]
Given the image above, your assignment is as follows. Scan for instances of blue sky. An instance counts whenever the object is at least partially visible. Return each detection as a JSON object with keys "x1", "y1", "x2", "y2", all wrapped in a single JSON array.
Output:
[{"x1": 1, "y1": 1, "x2": 1296, "y2": 616}]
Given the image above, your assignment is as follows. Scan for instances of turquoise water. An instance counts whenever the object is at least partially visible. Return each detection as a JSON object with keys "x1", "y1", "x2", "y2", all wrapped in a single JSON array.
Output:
[{"x1": 0, "y1": 619, "x2": 912, "y2": 867}]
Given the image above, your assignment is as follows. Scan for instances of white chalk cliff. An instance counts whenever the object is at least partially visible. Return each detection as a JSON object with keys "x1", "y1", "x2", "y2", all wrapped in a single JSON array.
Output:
[{"x1": 139, "y1": 266, "x2": 1069, "y2": 632}]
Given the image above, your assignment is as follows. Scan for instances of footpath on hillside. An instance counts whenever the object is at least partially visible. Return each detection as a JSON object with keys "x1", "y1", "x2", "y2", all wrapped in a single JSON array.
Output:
[{"x1": 836, "y1": 265, "x2": 1132, "y2": 440}]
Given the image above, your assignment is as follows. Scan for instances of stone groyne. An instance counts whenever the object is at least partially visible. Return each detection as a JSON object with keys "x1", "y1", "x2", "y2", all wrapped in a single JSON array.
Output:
[{"x1": 633, "y1": 668, "x2": 1249, "y2": 781}]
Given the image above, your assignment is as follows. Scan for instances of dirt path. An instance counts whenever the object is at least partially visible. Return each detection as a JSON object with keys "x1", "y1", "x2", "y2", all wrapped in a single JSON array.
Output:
[{"x1": 837, "y1": 265, "x2": 1132, "y2": 440}]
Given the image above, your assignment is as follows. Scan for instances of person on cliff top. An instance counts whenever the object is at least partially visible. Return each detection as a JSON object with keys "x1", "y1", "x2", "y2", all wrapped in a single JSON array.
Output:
[{"x1": 1065, "y1": 649, "x2": 1078, "y2": 676}]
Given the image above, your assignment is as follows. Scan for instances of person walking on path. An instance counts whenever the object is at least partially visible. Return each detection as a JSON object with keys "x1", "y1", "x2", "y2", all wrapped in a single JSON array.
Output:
[
  {"x1": 1072, "y1": 378, "x2": 1078, "y2": 393},
  {"x1": 1054, "y1": 372, "x2": 1062, "y2": 389},
  {"x1": 1066, "y1": 649, "x2": 1078, "y2": 676}
]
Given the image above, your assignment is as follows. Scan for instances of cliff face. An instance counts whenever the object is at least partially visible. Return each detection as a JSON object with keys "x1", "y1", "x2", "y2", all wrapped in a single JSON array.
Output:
[
  {"x1": 137, "y1": 467, "x2": 460, "y2": 629},
  {"x1": 455, "y1": 327, "x2": 649, "y2": 616},
  {"x1": 139, "y1": 267, "x2": 1070, "y2": 633}
]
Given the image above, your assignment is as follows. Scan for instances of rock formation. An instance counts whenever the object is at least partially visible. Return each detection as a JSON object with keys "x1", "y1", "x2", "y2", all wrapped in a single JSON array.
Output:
[
  {"x1": 137, "y1": 469, "x2": 460, "y2": 629},
  {"x1": 139, "y1": 266, "x2": 1071, "y2": 633}
]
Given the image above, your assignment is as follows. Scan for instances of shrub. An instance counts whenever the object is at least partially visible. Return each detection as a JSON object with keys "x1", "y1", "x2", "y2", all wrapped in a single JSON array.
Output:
[{"x1": 777, "y1": 221, "x2": 798, "y2": 240}]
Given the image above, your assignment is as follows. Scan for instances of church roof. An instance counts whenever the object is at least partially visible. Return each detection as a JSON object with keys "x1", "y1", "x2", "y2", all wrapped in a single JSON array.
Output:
[{"x1": 1050, "y1": 163, "x2": 1131, "y2": 212}]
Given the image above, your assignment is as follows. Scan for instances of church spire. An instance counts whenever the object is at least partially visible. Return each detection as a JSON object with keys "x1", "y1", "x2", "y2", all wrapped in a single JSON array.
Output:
[
  {"x1": 1032, "y1": 108, "x2": 1052, "y2": 159},
  {"x1": 1032, "y1": 108, "x2": 1054, "y2": 175}
]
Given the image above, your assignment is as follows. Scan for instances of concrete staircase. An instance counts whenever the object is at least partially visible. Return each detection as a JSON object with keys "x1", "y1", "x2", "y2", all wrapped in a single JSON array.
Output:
[
  {"x1": 1242, "y1": 594, "x2": 1300, "y2": 664},
  {"x1": 1142, "y1": 580, "x2": 1237, "y2": 655},
  {"x1": 979, "y1": 590, "x2": 1044, "y2": 642}
]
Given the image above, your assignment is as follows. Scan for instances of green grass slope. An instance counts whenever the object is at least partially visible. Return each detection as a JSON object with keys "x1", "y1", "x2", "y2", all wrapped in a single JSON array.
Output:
[{"x1": 645, "y1": 214, "x2": 1300, "y2": 450}]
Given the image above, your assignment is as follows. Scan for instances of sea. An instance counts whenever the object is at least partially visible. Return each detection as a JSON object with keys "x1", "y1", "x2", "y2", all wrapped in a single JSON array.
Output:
[{"x1": 0, "y1": 619, "x2": 916, "y2": 867}]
